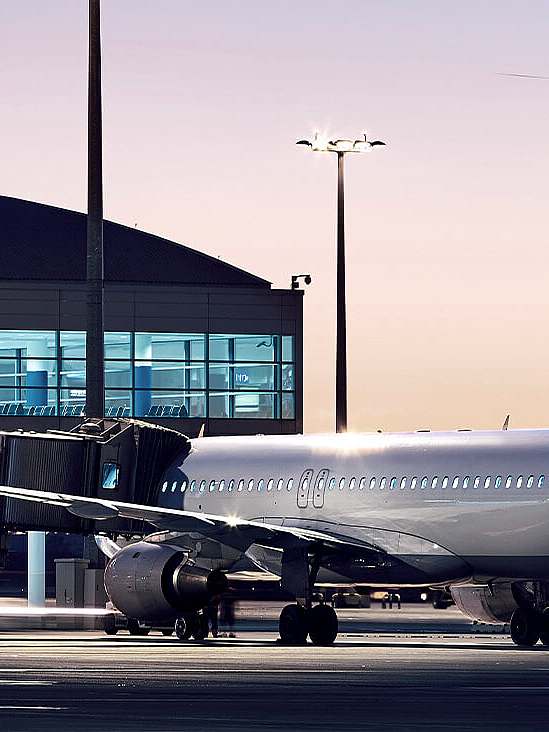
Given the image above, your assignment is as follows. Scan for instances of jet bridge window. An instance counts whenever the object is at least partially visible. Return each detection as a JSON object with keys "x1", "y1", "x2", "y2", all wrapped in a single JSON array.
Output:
[
  {"x1": 527, "y1": 475, "x2": 534, "y2": 488},
  {"x1": 102, "y1": 462, "x2": 120, "y2": 490},
  {"x1": 517, "y1": 475, "x2": 523, "y2": 488},
  {"x1": 538, "y1": 475, "x2": 545, "y2": 488}
]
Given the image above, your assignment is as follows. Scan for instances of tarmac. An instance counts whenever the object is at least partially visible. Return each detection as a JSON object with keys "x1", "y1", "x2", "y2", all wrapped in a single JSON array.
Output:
[{"x1": 0, "y1": 602, "x2": 547, "y2": 731}]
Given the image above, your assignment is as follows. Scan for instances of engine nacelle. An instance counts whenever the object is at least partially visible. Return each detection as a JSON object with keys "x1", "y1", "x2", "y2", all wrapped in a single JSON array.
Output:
[
  {"x1": 104, "y1": 541, "x2": 228, "y2": 621},
  {"x1": 450, "y1": 583, "x2": 518, "y2": 624}
]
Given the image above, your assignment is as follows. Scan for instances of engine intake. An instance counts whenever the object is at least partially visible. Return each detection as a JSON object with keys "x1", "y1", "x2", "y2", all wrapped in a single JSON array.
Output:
[
  {"x1": 450, "y1": 583, "x2": 517, "y2": 624},
  {"x1": 104, "y1": 541, "x2": 228, "y2": 621}
]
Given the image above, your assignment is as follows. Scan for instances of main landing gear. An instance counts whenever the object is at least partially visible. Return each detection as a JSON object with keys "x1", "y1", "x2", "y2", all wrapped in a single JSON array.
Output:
[
  {"x1": 277, "y1": 543, "x2": 339, "y2": 646},
  {"x1": 279, "y1": 602, "x2": 338, "y2": 646},
  {"x1": 510, "y1": 582, "x2": 549, "y2": 647},
  {"x1": 174, "y1": 612, "x2": 209, "y2": 641}
]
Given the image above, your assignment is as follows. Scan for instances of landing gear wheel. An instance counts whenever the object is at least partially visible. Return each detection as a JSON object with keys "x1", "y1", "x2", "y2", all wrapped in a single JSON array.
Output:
[
  {"x1": 103, "y1": 615, "x2": 118, "y2": 635},
  {"x1": 174, "y1": 616, "x2": 193, "y2": 640},
  {"x1": 510, "y1": 608, "x2": 540, "y2": 646},
  {"x1": 192, "y1": 613, "x2": 209, "y2": 640},
  {"x1": 127, "y1": 618, "x2": 150, "y2": 636},
  {"x1": 279, "y1": 603, "x2": 308, "y2": 644},
  {"x1": 308, "y1": 604, "x2": 338, "y2": 646}
]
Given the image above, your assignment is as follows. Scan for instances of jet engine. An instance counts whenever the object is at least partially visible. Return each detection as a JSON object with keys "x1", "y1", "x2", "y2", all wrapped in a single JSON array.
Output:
[
  {"x1": 104, "y1": 541, "x2": 228, "y2": 621},
  {"x1": 450, "y1": 583, "x2": 518, "y2": 624}
]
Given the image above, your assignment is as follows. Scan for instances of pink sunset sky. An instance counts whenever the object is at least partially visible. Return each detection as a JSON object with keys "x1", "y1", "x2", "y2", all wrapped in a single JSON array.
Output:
[{"x1": 1, "y1": 1, "x2": 549, "y2": 433}]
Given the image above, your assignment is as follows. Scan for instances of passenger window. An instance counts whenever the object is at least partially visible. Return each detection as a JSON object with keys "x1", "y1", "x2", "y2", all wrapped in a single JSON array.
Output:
[
  {"x1": 267, "y1": 478, "x2": 274, "y2": 491},
  {"x1": 199, "y1": 480, "x2": 206, "y2": 493},
  {"x1": 505, "y1": 475, "x2": 512, "y2": 488},
  {"x1": 441, "y1": 476, "x2": 448, "y2": 489},
  {"x1": 209, "y1": 480, "x2": 216, "y2": 492},
  {"x1": 277, "y1": 478, "x2": 284, "y2": 491},
  {"x1": 527, "y1": 475, "x2": 534, "y2": 488},
  {"x1": 219, "y1": 480, "x2": 225, "y2": 492},
  {"x1": 181, "y1": 481, "x2": 187, "y2": 493},
  {"x1": 369, "y1": 477, "x2": 376, "y2": 490},
  {"x1": 359, "y1": 477, "x2": 367, "y2": 490},
  {"x1": 539, "y1": 475, "x2": 545, "y2": 488},
  {"x1": 238, "y1": 479, "x2": 244, "y2": 492},
  {"x1": 431, "y1": 476, "x2": 438, "y2": 489},
  {"x1": 161, "y1": 481, "x2": 168, "y2": 493},
  {"x1": 495, "y1": 475, "x2": 502, "y2": 488},
  {"x1": 410, "y1": 477, "x2": 417, "y2": 490},
  {"x1": 248, "y1": 479, "x2": 254, "y2": 491},
  {"x1": 484, "y1": 476, "x2": 490, "y2": 488},
  {"x1": 380, "y1": 477, "x2": 386, "y2": 490},
  {"x1": 473, "y1": 476, "x2": 480, "y2": 489},
  {"x1": 338, "y1": 477, "x2": 345, "y2": 490},
  {"x1": 400, "y1": 477, "x2": 407, "y2": 490},
  {"x1": 257, "y1": 479, "x2": 264, "y2": 491},
  {"x1": 287, "y1": 478, "x2": 294, "y2": 491},
  {"x1": 171, "y1": 481, "x2": 177, "y2": 493},
  {"x1": 349, "y1": 477, "x2": 356, "y2": 490},
  {"x1": 390, "y1": 477, "x2": 396, "y2": 490},
  {"x1": 517, "y1": 475, "x2": 523, "y2": 488},
  {"x1": 452, "y1": 476, "x2": 459, "y2": 489},
  {"x1": 228, "y1": 479, "x2": 234, "y2": 492},
  {"x1": 420, "y1": 477, "x2": 428, "y2": 490},
  {"x1": 463, "y1": 476, "x2": 470, "y2": 489},
  {"x1": 190, "y1": 480, "x2": 196, "y2": 492},
  {"x1": 329, "y1": 477, "x2": 336, "y2": 490}
]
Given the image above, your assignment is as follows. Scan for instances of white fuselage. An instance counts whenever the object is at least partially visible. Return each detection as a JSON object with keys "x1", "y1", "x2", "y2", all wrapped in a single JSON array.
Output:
[{"x1": 158, "y1": 429, "x2": 549, "y2": 585}]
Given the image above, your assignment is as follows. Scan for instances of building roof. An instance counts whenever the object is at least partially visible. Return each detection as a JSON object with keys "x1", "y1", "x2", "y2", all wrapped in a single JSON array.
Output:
[{"x1": 0, "y1": 196, "x2": 270, "y2": 288}]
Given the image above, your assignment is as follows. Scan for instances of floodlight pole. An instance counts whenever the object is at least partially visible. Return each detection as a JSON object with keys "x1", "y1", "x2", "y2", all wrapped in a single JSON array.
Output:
[
  {"x1": 336, "y1": 152, "x2": 347, "y2": 433},
  {"x1": 86, "y1": 0, "x2": 105, "y2": 419}
]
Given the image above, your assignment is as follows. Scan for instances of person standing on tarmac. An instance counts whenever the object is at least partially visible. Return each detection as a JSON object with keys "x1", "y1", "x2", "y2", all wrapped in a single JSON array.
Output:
[
  {"x1": 203, "y1": 596, "x2": 220, "y2": 638},
  {"x1": 219, "y1": 589, "x2": 237, "y2": 637}
]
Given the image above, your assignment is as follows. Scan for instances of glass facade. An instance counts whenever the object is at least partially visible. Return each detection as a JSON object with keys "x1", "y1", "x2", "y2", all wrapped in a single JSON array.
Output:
[{"x1": 0, "y1": 331, "x2": 295, "y2": 419}]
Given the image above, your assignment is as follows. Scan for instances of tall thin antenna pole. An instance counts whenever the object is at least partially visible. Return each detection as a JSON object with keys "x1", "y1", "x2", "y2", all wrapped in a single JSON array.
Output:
[{"x1": 86, "y1": 0, "x2": 104, "y2": 419}]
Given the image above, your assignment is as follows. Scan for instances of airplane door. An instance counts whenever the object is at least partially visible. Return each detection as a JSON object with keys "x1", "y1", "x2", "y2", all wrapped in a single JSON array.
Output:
[
  {"x1": 297, "y1": 469, "x2": 314, "y2": 509},
  {"x1": 313, "y1": 469, "x2": 329, "y2": 508}
]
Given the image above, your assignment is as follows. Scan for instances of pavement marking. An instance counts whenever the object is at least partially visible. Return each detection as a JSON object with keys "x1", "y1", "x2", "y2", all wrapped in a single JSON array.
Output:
[
  {"x1": 0, "y1": 680, "x2": 56, "y2": 685},
  {"x1": 0, "y1": 706, "x2": 68, "y2": 711}
]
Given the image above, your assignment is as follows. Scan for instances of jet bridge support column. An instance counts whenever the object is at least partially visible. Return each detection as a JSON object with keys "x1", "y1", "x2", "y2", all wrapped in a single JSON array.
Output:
[{"x1": 27, "y1": 531, "x2": 45, "y2": 607}]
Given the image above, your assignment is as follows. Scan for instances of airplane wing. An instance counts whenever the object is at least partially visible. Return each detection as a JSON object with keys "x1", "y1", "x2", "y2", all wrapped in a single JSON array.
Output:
[{"x1": 0, "y1": 485, "x2": 382, "y2": 557}]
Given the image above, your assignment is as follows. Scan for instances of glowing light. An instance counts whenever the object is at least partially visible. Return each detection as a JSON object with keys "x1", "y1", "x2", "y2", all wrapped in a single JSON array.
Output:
[{"x1": 226, "y1": 516, "x2": 241, "y2": 527}]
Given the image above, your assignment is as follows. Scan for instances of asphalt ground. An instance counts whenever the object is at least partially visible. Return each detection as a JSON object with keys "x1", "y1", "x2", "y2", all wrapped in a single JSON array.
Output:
[{"x1": 0, "y1": 603, "x2": 547, "y2": 731}]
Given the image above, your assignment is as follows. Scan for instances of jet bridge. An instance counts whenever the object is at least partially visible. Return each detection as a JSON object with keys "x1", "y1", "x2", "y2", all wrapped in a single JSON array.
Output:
[{"x1": 0, "y1": 419, "x2": 191, "y2": 537}]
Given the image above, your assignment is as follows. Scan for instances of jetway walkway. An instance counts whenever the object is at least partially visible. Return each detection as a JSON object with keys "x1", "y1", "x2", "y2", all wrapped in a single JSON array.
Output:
[{"x1": 0, "y1": 418, "x2": 190, "y2": 539}]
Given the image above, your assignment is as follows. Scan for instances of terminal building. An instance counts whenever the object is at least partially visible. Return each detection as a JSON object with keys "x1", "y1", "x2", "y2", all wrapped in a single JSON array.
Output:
[{"x1": 0, "y1": 195, "x2": 303, "y2": 436}]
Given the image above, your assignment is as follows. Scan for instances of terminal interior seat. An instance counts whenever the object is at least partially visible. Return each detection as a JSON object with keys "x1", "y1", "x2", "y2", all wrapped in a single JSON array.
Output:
[{"x1": 145, "y1": 404, "x2": 188, "y2": 418}]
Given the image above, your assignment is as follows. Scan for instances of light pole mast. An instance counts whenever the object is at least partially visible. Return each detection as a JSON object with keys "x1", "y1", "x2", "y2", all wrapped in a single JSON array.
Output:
[
  {"x1": 336, "y1": 152, "x2": 347, "y2": 433},
  {"x1": 86, "y1": 0, "x2": 104, "y2": 419},
  {"x1": 297, "y1": 132, "x2": 385, "y2": 433}
]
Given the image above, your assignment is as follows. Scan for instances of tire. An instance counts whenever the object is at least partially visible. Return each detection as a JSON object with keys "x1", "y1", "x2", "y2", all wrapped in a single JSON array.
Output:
[
  {"x1": 510, "y1": 608, "x2": 540, "y2": 646},
  {"x1": 127, "y1": 618, "x2": 150, "y2": 636},
  {"x1": 279, "y1": 604, "x2": 308, "y2": 644},
  {"x1": 103, "y1": 615, "x2": 118, "y2": 635},
  {"x1": 308, "y1": 604, "x2": 338, "y2": 646},
  {"x1": 175, "y1": 614, "x2": 198, "y2": 640}
]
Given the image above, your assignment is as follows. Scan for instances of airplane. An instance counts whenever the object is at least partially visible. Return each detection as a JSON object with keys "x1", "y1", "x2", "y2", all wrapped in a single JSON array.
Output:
[{"x1": 2, "y1": 427, "x2": 549, "y2": 646}]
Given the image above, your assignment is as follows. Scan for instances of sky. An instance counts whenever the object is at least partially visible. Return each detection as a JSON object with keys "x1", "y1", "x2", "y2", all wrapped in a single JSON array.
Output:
[{"x1": 1, "y1": 1, "x2": 549, "y2": 433}]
